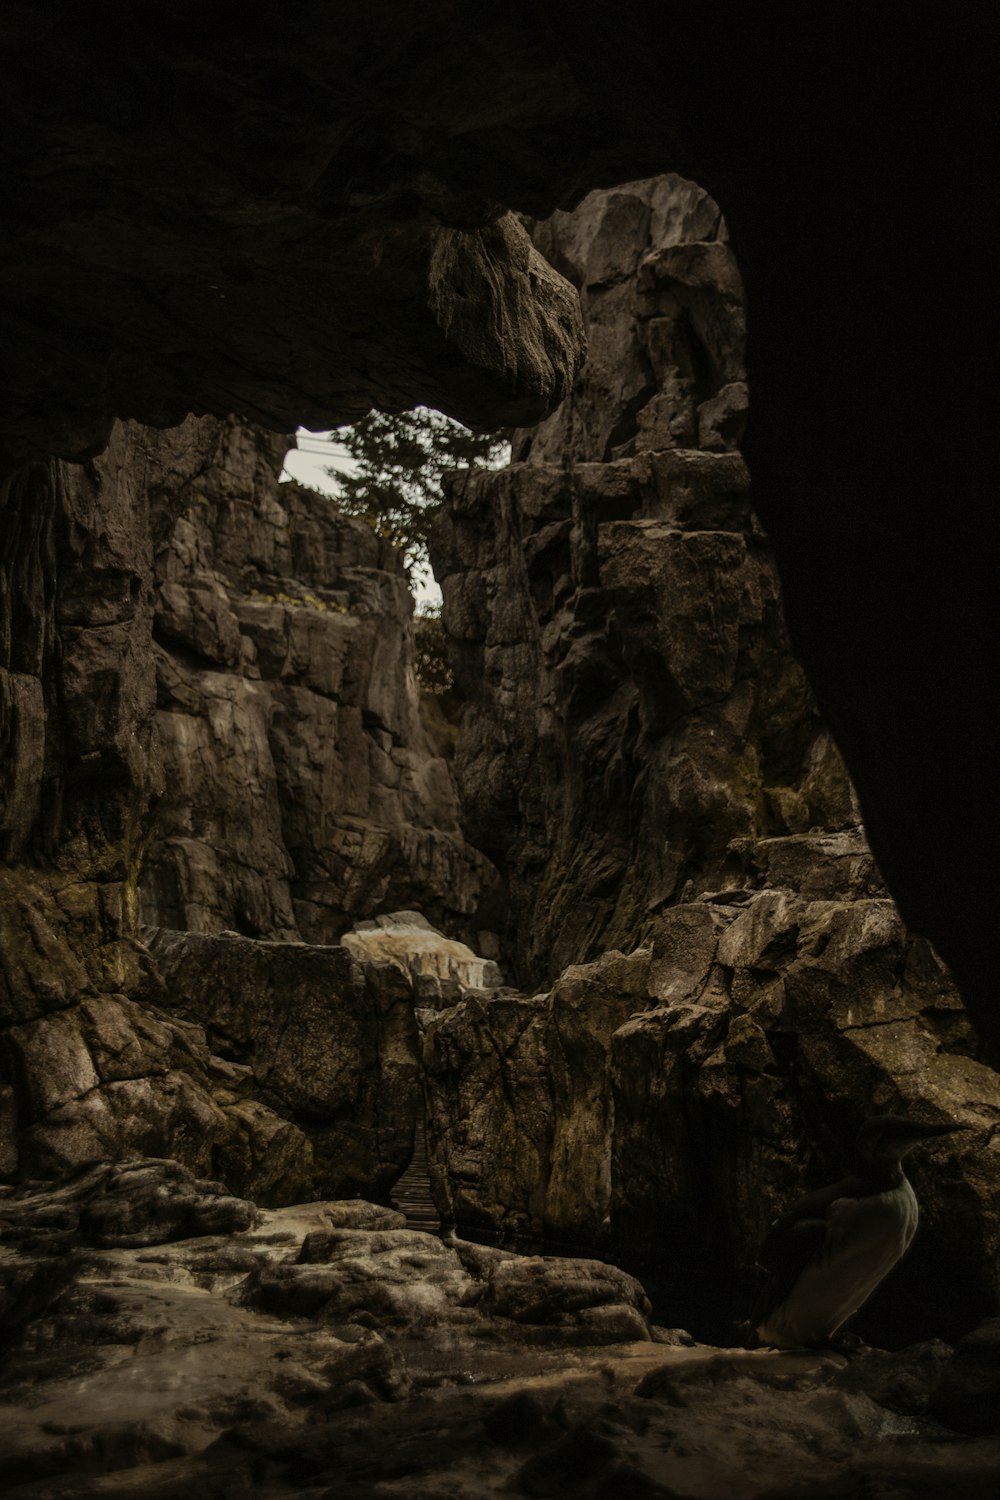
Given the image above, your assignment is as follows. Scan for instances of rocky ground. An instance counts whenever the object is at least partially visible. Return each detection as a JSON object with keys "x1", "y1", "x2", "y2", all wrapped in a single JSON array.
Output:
[{"x1": 2, "y1": 1160, "x2": 999, "y2": 1500}]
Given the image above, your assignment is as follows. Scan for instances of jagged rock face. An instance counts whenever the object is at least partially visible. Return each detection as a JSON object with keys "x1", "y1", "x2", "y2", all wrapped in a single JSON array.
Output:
[
  {"x1": 423, "y1": 839, "x2": 1000, "y2": 1345},
  {"x1": 149, "y1": 930, "x2": 420, "y2": 1201},
  {"x1": 3, "y1": 1163, "x2": 1000, "y2": 1498},
  {"x1": 2, "y1": 0, "x2": 995, "y2": 1055},
  {"x1": 0, "y1": 428, "x2": 167, "y2": 1180},
  {"x1": 1, "y1": 413, "x2": 481, "y2": 1197},
  {"x1": 2, "y1": 871, "x2": 420, "y2": 1202},
  {"x1": 424, "y1": 179, "x2": 1000, "y2": 1336},
  {"x1": 433, "y1": 176, "x2": 845, "y2": 983},
  {"x1": 141, "y1": 414, "x2": 497, "y2": 945}
]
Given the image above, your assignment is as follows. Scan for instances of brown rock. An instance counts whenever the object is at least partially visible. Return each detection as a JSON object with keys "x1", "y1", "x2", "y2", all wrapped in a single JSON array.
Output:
[
  {"x1": 149, "y1": 928, "x2": 421, "y2": 1200},
  {"x1": 431, "y1": 177, "x2": 828, "y2": 983},
  {"x1": 141, "y1": 415, "x2": 498, "y2": 947},
  {"x1": 3, "y1": 1169, "x2": 1000, "y2": 1499},
  {"x1": 611, "y1": 889, "x2": 1000, "y2": 1346}
]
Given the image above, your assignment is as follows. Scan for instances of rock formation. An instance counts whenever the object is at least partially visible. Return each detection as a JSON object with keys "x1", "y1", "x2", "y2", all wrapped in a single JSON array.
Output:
[
  {"x1": 424, "y1": 867, "x2": 1000, "y2": 1345},
  {"x1": 142, "y1": 413, "x2": 497, "y2": 947},
  {"x1": 1, "y1": 425, "x2": 169, "y2": 1182},
  {"x1": 432, "y1": 176, "x2": 841, "y2": 983},
  {"x1": 423, "y1": 178, "x2": 1000, "y2": 1345},
  {"x1": 3, "y1": 1162, "x2": 1000, "y2": 1498},
  {"x1": 0, "y1": 411, "x2": 494, "y2": 1195},
  {"x1": 3, "y1": 12, "x2": 1000, "y2": 1490},
  {"x1": 341, "y1": 910, "x2": 504, "y2": 1002},
  {"x1": 3, "y1": 4, "x2": 995, "y2": 1051}
]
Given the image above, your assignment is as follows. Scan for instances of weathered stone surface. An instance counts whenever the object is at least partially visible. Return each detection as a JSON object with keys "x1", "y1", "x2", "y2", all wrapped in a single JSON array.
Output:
[
  {"x1": 342, "y1": 910, "x2": 504, "y2": 1003},
  {"x1": 423, "y1": 948, "x2": 653, "y2": 1245},
  {"x1": 422, "y1": 176, "x2": 1000, "y2": 1347},
  {"x1": 3, "y1": 1167, "x2": 1000, "y2": 1499},
  {"x1": 431, "y1": 177, "x2": 843, "y2": 984},
  {"x1": 0, "y1": 1158, "x2": 256, "y2": 1252},
  {"x1": 0, "y1": 429, "x2": 237, "y2": 1188},
  {"x1": 2, "y1": 414, "x2": 470, "y2": 1198},
  {"x1": 1, "y1": 0, "x2": 996, "y2": 1062},
  {"x1": 149, "y1": 927, "x2": 421, "y2": 1200},
  {"x1": 0, "y1": 910, "x2": 320, "y2": 1203},
  {"x1": 610, "y1": 899, "x2": 1000, "y2": 1348},
  {"x1": 141, "y1": 414, "x2": 498, "y2": 947},
  {"x1": 423, "y1": 882, "x2": 1000, "y2": 1345}
]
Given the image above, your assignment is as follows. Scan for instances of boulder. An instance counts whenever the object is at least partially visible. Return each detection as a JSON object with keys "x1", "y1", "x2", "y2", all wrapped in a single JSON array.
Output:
[
  {"x1": 341, "y1": 910, "x2": 504, "y2": 1001},
  {"x1": 149, "y1": 928, "x2": 421, "y2": 1200}
]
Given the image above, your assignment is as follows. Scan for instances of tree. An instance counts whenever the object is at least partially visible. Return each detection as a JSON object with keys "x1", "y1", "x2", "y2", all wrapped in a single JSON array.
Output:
[
  {"x1": 413, "y1": 602, "x2": 453, "y2": 695},
  {"x1": 325, "y1": 408, "x2": 508, "y2": 580}
]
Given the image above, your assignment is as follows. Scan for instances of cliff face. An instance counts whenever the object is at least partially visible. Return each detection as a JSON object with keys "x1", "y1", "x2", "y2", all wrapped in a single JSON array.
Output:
[
  {"x1": 423, "y1": 179, "x2": 1000, "y2": 1341},
  {"x1": 0, "y1": 428, "x2": 165, "y2": 1180},
  {"x1": 423, "y1": 862, "x2": 1000, "y2": 1343},
  {"x1": 0, "y1": 414, "x2": 494, "y2": 1197},
  {"x1": 141, "y1": 415, "x2": 497, "y2": 947},
  {"x1": 432, "y1": 177, "x2": 849, "y2": 985},
  {"x1": 2, "y1": 2, "x2": 997, "y2": 1053}
]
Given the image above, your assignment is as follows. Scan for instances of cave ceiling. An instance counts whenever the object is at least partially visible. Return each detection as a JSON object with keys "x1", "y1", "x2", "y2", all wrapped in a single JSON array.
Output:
[{"x1": 1, "y1": 1, "x2": 998, "y2": 1052}]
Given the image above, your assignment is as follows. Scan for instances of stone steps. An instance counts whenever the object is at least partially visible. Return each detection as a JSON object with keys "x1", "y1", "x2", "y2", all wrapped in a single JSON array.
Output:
[{"x1": 391, "y1": 1099, "x2": 441, "y2": 1233}]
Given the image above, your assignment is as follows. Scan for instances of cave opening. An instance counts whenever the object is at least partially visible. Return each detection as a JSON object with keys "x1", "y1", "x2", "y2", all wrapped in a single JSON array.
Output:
[{"x1": 2, "y1": 7, "x2": 999, "y2": 1491}]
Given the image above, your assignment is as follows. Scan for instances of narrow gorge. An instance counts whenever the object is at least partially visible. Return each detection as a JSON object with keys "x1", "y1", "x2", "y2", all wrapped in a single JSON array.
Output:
[{"x1": 2, "y1": 8, "x2": 999, "y2": 1497}]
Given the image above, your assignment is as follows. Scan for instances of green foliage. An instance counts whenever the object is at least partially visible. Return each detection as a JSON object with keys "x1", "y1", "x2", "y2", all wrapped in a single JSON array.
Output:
[
  {"x1": 326, "y1": 408, "x2": 508, "y2": 579},
  {"x1": 413, "y1": 603, "x2": 453, "y2": 694}
]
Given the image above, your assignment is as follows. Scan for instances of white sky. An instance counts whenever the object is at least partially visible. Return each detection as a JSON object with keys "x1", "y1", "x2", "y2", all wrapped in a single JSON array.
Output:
[{"x1": 280, "y1": 429, "x2": 442, "y2": 610}]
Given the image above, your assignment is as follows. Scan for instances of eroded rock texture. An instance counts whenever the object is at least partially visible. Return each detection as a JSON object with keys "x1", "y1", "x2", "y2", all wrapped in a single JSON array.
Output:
[
  {"x1": 423, "y1": 878, "x2": 1000, "y2": 1345},
  {"x1": 2, "y1": 0, "x2": 996, "y2": 1059},
  {"x1": 342, "y1": 910, "x2": 504, "y2": 1005},
  {"x1": 148, "y1": 930, "x2": 420, "y2": 1201},
  {"x1": 433, "y1": 176, "x2": 842, "y2": 982},
  {"x1": 2, "y1": 413, "x2": 490, "y2": 1198},
  {"x1": 0, "y1": 427, "x2": 173, "y2": 1181},
  {"x1": 423, "y1": 179, "x2": 1000, "y2": 1344},
  {"x1": 3, "y1": 1164, "x2": 1000, "y2": 1499},
  {"x1": 142, "y1": 414, "x2": 496, "y2": 945}
]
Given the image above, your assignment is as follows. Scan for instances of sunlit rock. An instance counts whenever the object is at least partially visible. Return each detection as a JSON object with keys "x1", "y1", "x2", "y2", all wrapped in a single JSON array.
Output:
[
  {"x1": 2, "y1": 1164, "x2": 999, "y2": 1497},
  {"x1": 342, "y1": 910, "x2": 503, "y2": 1001}
]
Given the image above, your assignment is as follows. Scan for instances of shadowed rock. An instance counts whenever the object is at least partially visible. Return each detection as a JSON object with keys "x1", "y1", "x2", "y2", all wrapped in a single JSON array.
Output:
[{"x1": 2, "y1": 1166, "x2": 1000, "y2": 1498}]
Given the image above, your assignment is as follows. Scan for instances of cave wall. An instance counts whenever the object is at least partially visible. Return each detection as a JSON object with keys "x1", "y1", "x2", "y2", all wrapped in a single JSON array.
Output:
[
  {"x1": 421, "y1": 178, "x2": 1000, "y2": 1342},
  {"x1": 0, "y1": 435, "x2": 245, "y2": 1190},
  {"x1": 432, "y1": 177, "x2": 853, "y2": 983},
  {"x1": 423, "y1": 887, "x2": 1000, "y2": 1344}
]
